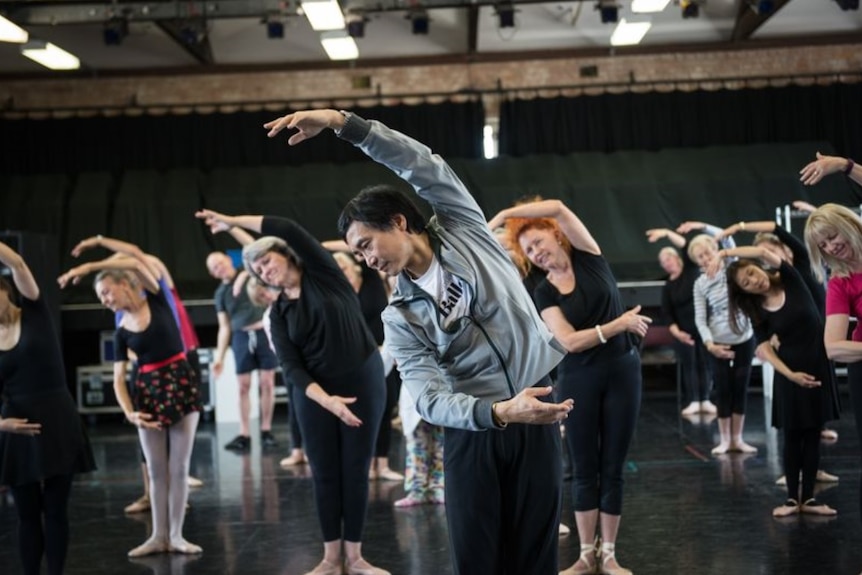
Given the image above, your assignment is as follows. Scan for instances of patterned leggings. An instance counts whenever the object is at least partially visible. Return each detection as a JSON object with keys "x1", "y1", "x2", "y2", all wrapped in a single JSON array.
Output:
[{"x1": 403, "y1": 420, "x2": 445, "y2": 500}]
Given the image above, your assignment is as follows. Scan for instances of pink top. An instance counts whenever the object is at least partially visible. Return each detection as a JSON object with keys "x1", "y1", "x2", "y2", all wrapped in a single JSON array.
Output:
[
  {"x1": 826, "y1": 272, "x2": 862, "y2": 341},
  {"x1": 170, "y1": 287, "x2": 200, "y2": 351}
]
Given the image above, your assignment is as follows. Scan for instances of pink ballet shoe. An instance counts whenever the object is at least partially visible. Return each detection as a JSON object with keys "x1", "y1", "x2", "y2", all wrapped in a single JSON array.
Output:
[
  {"x1": 394, "y1": 494, "x2": 426, "y2": 508},
  {"x1": 303, "y1": 559, "x2": 343, "y2": 575},
  {"x1": 345, "y1": 558, "x2": 391, "y2": 575},
  {"x1": 169, "y1": 539, "x2": 203, "y2": 554},
  {"x1": 128, "y1": 539, "x2": 169, "y2": 558}
]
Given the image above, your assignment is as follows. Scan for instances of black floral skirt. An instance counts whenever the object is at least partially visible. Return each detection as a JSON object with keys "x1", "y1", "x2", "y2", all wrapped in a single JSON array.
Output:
[{"x1": 133, "y1": 358, "x2": 202, "y2": 427}]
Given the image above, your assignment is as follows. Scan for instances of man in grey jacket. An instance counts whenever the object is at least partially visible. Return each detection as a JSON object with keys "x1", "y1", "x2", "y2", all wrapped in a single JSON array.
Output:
[{"x1": 264, "y1": 108, "x2": 572, "y2": 575}]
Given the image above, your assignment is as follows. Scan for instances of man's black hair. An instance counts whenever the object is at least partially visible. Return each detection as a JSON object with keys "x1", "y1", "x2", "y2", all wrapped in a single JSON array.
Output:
[{"x1": 337, "y1": 184, "x2": 427, "y2": 238}]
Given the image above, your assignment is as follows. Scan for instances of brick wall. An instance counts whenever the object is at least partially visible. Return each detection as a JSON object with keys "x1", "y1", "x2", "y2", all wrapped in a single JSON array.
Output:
[{"x1": 2, "y1": 42, "x2": 860, "y2": 118}]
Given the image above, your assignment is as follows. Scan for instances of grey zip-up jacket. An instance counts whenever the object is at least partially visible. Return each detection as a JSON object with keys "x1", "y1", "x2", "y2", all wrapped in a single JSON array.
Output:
[{"x1": 340, "y1": 114, "x2": 565, "y2": 431}]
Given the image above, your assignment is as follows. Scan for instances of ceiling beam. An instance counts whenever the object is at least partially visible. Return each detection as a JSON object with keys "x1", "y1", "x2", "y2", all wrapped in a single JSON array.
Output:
[
  {"x1": 155, "y1": 19, "x2": 214, "y2": 66},
  {"x1": 2, "y1": 0, "x2": 594, "y2": 24},
  {"x1": 467, "y1": 5, "x2": 479, "y2": 56},
  {"x1": 3, "y1": 1, "x2": 286, "y2": 25},
  {"x1": 731, "y1": 0, "x2": 792, "y2": 42},
  {"x1": 3, "y1": 32, "x2": 860, "y2": 82}
]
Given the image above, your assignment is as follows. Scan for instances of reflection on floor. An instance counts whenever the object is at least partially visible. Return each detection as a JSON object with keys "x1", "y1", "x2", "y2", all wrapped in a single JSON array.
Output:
[{"x1": 0, "y1": 392, "x2": 860, "y2": 575}]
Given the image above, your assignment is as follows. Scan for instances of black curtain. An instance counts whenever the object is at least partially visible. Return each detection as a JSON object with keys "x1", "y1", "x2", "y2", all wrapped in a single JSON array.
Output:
[
  {"x1": 498, "y1": 82, "x2": 862, "y2": 160},
  {"x1": 0, "y1": 100, "x2": 485, "y2": 174},
  {"x1": 4, "y1": 141, "x2": 858, "y2": 305}
]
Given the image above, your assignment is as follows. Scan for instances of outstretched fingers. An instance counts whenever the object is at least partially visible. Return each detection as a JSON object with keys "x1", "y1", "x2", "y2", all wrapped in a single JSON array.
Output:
[{"x1": 263, "y1": 114, "x2": 294, "y2": 138}]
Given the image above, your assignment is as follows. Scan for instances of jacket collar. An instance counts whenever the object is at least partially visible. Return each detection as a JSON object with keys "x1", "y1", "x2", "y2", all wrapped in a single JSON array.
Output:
[{"x1": 390, "y1": 218, "x2": 476, "y2": 304}]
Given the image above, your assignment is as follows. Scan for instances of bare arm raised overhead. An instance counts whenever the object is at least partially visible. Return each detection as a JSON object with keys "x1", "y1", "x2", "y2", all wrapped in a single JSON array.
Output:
[
  {"x1": 58, "y1": 255, "x2": 160, "y2": 294},
  {"x1": 0, "y1": 240, "x2": 39, "y2": 301},
  {"x1": 645, "y1": 227, "x2": 686, "y2": 248},
  {"x1": 488, "y1": 199, "x2": 600, "y2": 255}
]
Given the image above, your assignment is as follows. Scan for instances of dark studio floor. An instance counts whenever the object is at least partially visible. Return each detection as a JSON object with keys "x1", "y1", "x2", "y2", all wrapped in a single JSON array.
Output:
[{"x1": 1, "y1": 380, "x2": 861, "y2": 575}]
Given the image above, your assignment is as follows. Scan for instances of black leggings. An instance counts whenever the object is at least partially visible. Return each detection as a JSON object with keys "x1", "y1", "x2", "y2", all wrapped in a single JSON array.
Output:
[
  {"x1": 709, "y1": 338, "x2": 755, "y2": 418},
  {"x1": 11, "y1": 473, "x2": 75, "y2": 575},
  {"x1": 561, "y1": 349, "x2": 642, "y2": 515},
  {"x1": 675, "y1": 338, "x2": 712, "y2": 403},
  {"x1": 293, "y1": 351, "x2": 385, "y2": 542},
  {"x1": 374, "y1": 368, "x2": 402, "y2": 458},
  {"x1": 783, "y1": 427, "x2": 821, "y2": 503}
]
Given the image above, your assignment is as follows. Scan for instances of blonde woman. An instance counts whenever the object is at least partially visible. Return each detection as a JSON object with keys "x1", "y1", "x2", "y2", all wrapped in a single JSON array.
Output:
[
  {"x1": 59, "y1": 256, "x2": 202, "y2": 557},
  {"x1": 804, "y1": 203, "x2": 862, "y2": 525},
  {"x1": 687, "y1": 232, "x2": 757, "y2": 455}
]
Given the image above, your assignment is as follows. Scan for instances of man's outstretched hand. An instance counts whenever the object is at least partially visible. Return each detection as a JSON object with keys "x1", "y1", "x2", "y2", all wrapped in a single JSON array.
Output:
[
  {"x1": 494, "y1": 386, "x2": 573, "y2": 425},
  {"x1": 263, "y1": 109, "x2": 346, "y2": 146}
]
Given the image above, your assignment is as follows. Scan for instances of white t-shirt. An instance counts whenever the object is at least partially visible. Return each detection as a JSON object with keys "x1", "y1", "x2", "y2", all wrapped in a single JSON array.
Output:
[
  {"x1": 262, "y1": 305, "x2": 276, "y2": 353},
  {"x1": 413, "y1": 256, "x2": 470, "y2": 328}
]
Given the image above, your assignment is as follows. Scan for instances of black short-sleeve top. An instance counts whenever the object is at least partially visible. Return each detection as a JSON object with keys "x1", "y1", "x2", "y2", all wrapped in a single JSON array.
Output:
[
  {"x1": 534, "y1": 248, "x2": 633, "y2": 370},
  {"x1": 0, "y1": 296, "x2": 67, "y2": 400},
  {"x1": 115, "y1": 288, "x2": 184, "y2": 365}
]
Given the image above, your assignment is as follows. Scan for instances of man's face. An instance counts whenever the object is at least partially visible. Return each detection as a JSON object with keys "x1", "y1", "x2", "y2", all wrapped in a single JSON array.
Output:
[
  {"x1": 345, "y1": 219, "x2": 413, "y2": 277},
  {"x1": 206, "y1": 253, "x2": 234, "y2": 282}
]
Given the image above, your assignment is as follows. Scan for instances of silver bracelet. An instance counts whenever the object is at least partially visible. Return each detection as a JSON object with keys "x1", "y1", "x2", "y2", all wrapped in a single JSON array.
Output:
[{"x1": 595, "y1": 324, "x2": 607, "y2": 344}]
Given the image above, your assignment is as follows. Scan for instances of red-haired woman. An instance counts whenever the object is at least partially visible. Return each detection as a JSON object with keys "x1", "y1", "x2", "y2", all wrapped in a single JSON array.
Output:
[{"x1": 490, "y1": 199, "x2": 650, "y2": 575}]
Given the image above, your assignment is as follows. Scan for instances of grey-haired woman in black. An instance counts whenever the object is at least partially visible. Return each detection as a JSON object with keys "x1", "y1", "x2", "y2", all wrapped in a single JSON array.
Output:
[{"x1": 196, "y1": 209, "x2": 387, "y2": 575}]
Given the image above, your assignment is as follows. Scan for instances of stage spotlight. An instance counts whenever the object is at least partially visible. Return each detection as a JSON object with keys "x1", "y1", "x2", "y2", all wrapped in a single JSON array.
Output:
[
  {"x1": 596, "y1": 0, "x2": 619, "y2": 24},
  {"x1": 103, "y1": 17, "x2": 128, "y2": 45},
  {"x1": 180, "y1": 21, "x2": 206, "y2": 45},
  {"x1": 749, "y1": 0, "x2": 774, "y2": 13},
  {"x1": 835, "y1": 0, "x2": 859, "y2": 9},
  {"x1": 346, "y1": 14, "x2": 366, "y2": 38},
  {"x1": 266, "y1": 20, "x2": 284, "y2": 38},
  {"x1": 410, "y1": 10, "x2": 429, "y2": 35},
  {"x1": 497, "y1": 3, "x2": 516, "y2": 28},
  {"x1": 680, "y1": 0, "x2": 699, "y2": 18}
]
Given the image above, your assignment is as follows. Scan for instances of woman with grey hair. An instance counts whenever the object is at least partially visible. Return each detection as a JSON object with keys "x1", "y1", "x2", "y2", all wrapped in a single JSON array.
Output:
[
  {"x1": 196, "y1": 209, "x2": 388, "y2": 575},
  {"x1": 646, "y1": 228, "x2": 715, "y2": 417}
]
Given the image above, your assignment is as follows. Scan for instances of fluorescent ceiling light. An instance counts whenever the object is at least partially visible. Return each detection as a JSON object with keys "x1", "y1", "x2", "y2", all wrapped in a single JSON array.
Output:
[
  {"x1": 631, "y1": 0, "x2": 670, "y2": 13},
  {"x1": 0, "y1": 14, "x2": 28, "y2": 43},
  {"x1": 301, "y1": 0, "x2": 346, "y2": 31},
  {"x1": 320, "y1": 31, "x2": 358, "y2": 60},
  {"x1": 21, "y1": 40, "x2": 80, "y2": 70},
  {"x1": 610, "y1": 19, "x2": 651, "y2": 46}
]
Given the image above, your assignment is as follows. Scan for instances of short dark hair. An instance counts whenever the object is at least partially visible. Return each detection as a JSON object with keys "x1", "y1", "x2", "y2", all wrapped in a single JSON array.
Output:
[{"x1": 337, "y1": 184, "x2": 426, "y2": 238}]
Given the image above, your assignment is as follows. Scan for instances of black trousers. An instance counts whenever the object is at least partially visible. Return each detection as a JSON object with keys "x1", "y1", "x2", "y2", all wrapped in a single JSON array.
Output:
[
  {"x1": 443, "y1": 378, "x2": 562, "y2": 575},
  {"x1": 675, "y1": 337, "x2": 712, "y2": 403},
  {"x1": 848, "y1": 363, "x2": 862, "y2": 523},
  {"x1": 286, "y1": 379, "x2": 303, "y2": 450},
  {"x1": 374, "y1": 367, "x2": 402, "y2": 458},
  {"x1": 293, "y1": 351, "x2": 385, "y2": 542}
]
